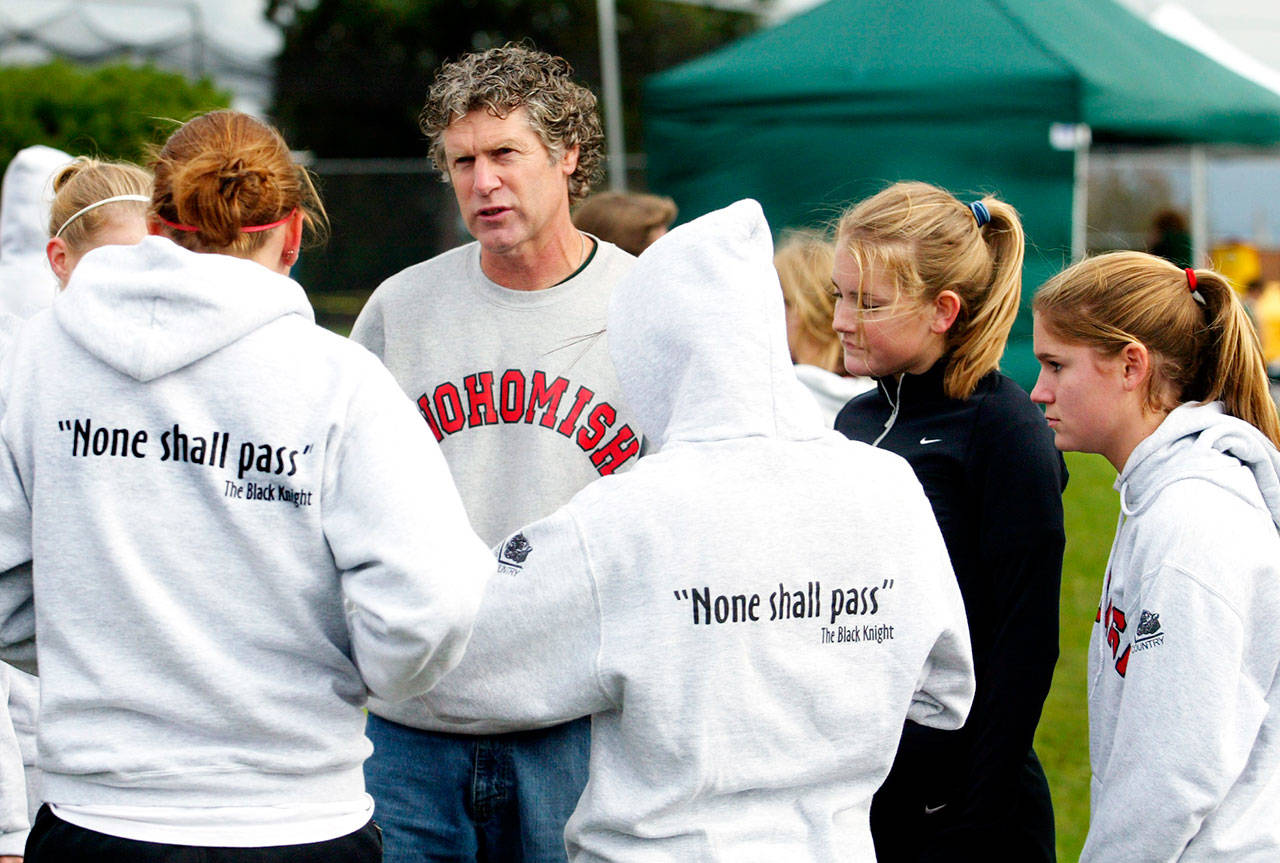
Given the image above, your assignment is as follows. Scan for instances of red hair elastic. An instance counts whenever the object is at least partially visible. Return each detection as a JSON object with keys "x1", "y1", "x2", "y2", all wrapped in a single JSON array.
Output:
[{"x1": 157, "y1": 208, "x2": 295, "y2": 234}]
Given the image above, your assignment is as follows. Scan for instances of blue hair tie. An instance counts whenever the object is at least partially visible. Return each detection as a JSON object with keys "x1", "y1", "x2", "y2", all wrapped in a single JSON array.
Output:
[{"x1": 968, "y1": 200, "x2": 991, "y2": 228}]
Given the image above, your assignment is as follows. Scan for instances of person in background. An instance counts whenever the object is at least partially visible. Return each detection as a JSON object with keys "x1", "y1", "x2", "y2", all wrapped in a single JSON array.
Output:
[
  {"x1": 0, "y1": 145, "x2": 71, "y2": 863},
  {"x1": 415, "y1": 199, "x2": 976, "y2": 861},
  {"x1": 832, "y1": 181, "x2": 1065, "y2": 862},
  {"x1": 0, "y1": 109, "x2": 494, "y2": 862},
  {"x1": 1243, "y1": 278, "x2": 1280, "y2": 405},
  {"x1": 0, "y1": 146, "x2": 71, "y2": 319},
  {"x1": 44, "y1": 157, "x2": 150, "y2": 288},
  {"x1": 1209, "y1": 238, "x2": 1259, "y2": 294},
  {"x1": 351, "y1": 44, "x2": 640, "y2": 863},
  {"x1": 571, "y1": 190, "x2": 677, "y2": 256},
  {"x1": 1032, "y1": 252, "x2": 1280, "y2": 862},
  {"x1": 1149, "y1": 209, "x2": 1193, "y2": 270},
  {"x1": 773, "y1": 229, "x2": 872, "y2": 424},
  {"x1": 0, "y1": 155, "x2": 153, "y2": 863},
  {"x1": 1243, "y1": 279, "x2": 1280, "y2": 362}
]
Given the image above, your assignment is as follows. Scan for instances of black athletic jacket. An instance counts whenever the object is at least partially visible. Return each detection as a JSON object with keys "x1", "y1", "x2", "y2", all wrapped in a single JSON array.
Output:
[{"x1": 835, "y1": 362, "x2": 1066, "y2": 862}]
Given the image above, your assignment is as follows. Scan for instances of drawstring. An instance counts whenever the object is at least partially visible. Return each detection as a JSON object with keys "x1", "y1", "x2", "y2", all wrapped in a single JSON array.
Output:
[
  {"x1": 1118, "y1": 480, "x2": 1138, "y2": 517},
  {"x1": 872, "y1": 376, "x2": 904, "y2": 447}
]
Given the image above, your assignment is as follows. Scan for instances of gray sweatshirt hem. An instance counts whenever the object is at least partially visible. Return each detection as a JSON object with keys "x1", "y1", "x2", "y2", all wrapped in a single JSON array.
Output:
[{"x1": 42, "y1": 763, "x2": 365, "y2": 807}]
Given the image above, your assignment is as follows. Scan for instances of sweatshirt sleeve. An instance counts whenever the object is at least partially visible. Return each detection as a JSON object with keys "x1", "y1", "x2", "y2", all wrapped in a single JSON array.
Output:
[
  {"x1": 0, "y1": 670, "x2": 28, "y2": 853},
  {"x1": 414, "y1": 508, "x2": 611, "y2": 734},
  {"x1": 0, "y1": 402, "x2": 34, "y2": 674},
  {"x1": 908, "y1": 523, "x2": 976, "y2": 731},
  {"x1": 322, "y1": 359, "x2": 495, "y2": 704},
  {"x1": 1080, "y1": 566, "x2": 1267, "y2": 862}
]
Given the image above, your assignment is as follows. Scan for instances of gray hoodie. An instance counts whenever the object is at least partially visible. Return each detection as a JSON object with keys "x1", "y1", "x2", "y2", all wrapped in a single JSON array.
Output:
[
  {"x1": 1082, "y1": 401, "x2": 1280, "y2": 861},
  {"x1": 0, "y1": 145, "x2": 70, "y2": 318},
  {"x1": 0, "y1": 235, "x2": 494, "y2": 809},
  {"x1": 419, "y1": 200, "x2": 975, "y2": 861},
  {"x1": 0, "y1": 146, "x2": 65, "y2": 851}
]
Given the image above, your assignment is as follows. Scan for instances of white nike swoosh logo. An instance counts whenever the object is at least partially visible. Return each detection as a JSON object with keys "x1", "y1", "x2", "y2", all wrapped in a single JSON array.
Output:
[
  {"x1": 920, "y1": 437, "x2": 941, "y2": 445},
  {"x1": 924, "y1": 803, "x2": 947, "y2": 815}
]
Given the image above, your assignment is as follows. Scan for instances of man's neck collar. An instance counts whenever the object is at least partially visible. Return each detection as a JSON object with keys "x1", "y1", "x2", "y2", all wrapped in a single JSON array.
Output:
[{"x1": 479, "y1": 219, "x2": 586, "y2": 292}]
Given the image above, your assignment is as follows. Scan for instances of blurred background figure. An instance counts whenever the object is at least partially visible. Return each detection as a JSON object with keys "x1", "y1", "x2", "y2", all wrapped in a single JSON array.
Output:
[
  {"x1": 1147, "y1": 208, "x2": 1193, "y2": 268},
  {"x1": 1244, "y1": 278, "x2": 1280, "y2": 360},
  {"x1": 1210, "y1": 236, "x2": 1262, "y2": 293},
  {"x1": 572, "y1": 190, "x2": 677, "y2": 256},
  {"x1": 1243, "y1": 277, "x2": 1280, "y2": 404},
  {"x1": 773, "y1": 229, "x2": 872, "y2": 425},
  {"x1": 0, "y1": 146, "x2": 72, "y2": 319}
]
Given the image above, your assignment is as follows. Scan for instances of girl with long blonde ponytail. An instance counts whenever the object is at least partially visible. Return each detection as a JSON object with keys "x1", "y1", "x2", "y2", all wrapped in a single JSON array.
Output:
[
  {"x1": 1031, "y1": 251, "x2": 1280, "y2": 861},
  {"x1": 832, "y1": 181, "x2": 1064, "y2": 861}
]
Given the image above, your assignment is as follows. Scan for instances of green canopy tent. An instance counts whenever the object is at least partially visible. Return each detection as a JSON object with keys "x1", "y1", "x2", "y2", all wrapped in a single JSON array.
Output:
[{"x1": 644, "y1": 0, "x2": 1280, "y2": 386}]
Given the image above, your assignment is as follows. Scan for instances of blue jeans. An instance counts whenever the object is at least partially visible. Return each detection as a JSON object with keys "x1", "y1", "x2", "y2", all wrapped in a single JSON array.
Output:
[{"x1": 365, "y1": 713, "x2": 590, "y2": 863}]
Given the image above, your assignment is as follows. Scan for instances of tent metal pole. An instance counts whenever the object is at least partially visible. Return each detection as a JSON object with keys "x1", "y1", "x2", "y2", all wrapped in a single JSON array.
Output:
[
  {"x1": 1071, "y1": 129, "x2": 1090, "y2": 262},
  {"x1": 1189, "y1": 146, "x2": 1208, "y2": 266},
  {"x1": 597, "y1": 0, "x2": 627, "y2": 191}
]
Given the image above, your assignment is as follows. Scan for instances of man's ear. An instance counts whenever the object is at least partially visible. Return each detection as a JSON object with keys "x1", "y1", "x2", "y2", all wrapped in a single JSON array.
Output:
[
  {"x1": 560, "y1": 144, "x2": 580, "y2": 177},
  {"x1": 929, "y1": 289, "x2": 962, "y2": 334},
  {"x1": 46, "y1": 237, "x2": 71, "y2": 287}
]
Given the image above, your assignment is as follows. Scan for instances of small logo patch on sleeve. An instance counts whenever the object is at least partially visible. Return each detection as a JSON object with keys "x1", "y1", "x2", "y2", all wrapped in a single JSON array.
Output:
[
  {"x1": 1133, "y1": 609, "x2": 1164, "y2": 651},
  {"x1": 498, "y1": 532, "x2": 533, "y2": 574}
]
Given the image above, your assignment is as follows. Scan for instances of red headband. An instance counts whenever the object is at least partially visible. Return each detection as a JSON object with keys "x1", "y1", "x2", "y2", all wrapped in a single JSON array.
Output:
[{"x1": 157, "y1": 208, "x2": 296, "y2": 234}]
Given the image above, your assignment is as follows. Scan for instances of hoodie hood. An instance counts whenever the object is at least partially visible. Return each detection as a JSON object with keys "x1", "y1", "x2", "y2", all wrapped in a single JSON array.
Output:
[
  {"x1": 55, "y1": 235, "x2": 314, "y2": 382},
  {"x1": 606, "y1": 199, "x2": 825, "y2": 448},
  {"x1": 0, "y1": 145, "x2": 72, "y2": 318},
  {"x1": 1117, "y1": 401, "x2": 1280, "y2": 528}
]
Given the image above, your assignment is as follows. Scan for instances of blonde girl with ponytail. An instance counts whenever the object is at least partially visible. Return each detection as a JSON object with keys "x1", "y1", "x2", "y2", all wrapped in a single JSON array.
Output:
[
  {"x1": 1031, "y1": 252, "x2": 1280, "y2": 861},
  {"x1": 45, "y1": 157, "x2": 151, "y2": 287},
  {"x1": 832, "y1": 181, "x2": 1064, "y2": 862},
  {"x1": 774, "y1": 229, "x2": 873, "y2": 425}
]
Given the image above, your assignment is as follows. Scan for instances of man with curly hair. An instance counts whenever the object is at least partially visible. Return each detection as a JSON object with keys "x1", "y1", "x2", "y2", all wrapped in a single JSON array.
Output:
[{"x1": 350, "y1": 44, "x2": 641, "y2": 863}]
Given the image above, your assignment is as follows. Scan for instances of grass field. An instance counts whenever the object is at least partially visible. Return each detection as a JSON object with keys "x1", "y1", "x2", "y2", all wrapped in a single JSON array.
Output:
[
  {"x1": 310, "y1": 288, "x2": 1119, "y2": 858},
  {"x1": 1036, "y1": 452, "x2": 1120, "y2": 860}
]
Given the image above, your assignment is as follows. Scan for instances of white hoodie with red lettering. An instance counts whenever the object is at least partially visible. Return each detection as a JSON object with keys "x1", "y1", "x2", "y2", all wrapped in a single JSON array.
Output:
[
  {"x1": 417, "y1": 200, "x2": 975, "y2": 862},
  {"x1": 1082, "y1": 402, "x2": 1280, "y2": 862}
]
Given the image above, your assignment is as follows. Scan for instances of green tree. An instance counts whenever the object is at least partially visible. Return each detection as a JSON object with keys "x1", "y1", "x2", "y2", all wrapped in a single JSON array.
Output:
[
  {"x1": 0, "y1": 60, "x2": 230, "y2": 167},
  {"x1": 266, "y1": 0, "x2": 759, "y2": 158}
]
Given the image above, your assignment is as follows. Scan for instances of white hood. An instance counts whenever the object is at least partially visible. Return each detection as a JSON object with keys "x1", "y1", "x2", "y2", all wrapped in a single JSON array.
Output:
[
  {"x1": 1117, "y1": 400, "x2": 1280, "y2": 528},
  {"x1": 606, "y1": 199, "x2": 825, "y2": 448},
  {"x1": 0, "y1": 146, "x2": 71, "y2": 318},
  {"x1": 56, "y1": 235, "x2": 314, "y2": 382}
]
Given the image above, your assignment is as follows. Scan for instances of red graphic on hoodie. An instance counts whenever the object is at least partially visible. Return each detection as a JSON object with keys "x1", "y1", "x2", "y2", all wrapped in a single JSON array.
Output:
[{"x1": 1102, "y1": 597, "x2": 1131, "y2": 678}]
